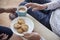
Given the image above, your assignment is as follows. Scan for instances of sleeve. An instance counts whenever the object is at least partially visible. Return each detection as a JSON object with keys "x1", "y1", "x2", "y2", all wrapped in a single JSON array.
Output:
[
  {"x1": 25, "y1": 0, "x2": 31, "y2": 2},
  {"x1": 46, "y1": 0, "x2": 60, "y2": 10},
  {"x1": 19, "y1": 0, "x2": 31, "y2": 6}
]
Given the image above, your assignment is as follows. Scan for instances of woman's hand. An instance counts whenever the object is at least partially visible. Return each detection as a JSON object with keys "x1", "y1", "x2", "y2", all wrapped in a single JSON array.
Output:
[
  {"x1": 0, "y1": 33, "x2": 8, "y2": 40},
  {"x1": 24, "y1": 32, "x2": 41, "y2": 40},
  {"x1": 25, "y1": 3, "x2": 47, "y2": 11}
]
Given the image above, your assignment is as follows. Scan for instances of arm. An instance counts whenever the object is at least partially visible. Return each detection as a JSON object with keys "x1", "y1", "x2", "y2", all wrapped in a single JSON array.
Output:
[
  {"x1": 45, "y1": 0, "x2": 60, "y2": 10},
  {"x1": 25, "y1": 0, "x2": 60, "y2": 11},
  {"x1": 0, "y1": 8, "x2": 17, "y2": 14}
]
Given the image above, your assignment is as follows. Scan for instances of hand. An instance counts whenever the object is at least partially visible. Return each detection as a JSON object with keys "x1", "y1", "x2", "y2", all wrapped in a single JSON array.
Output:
[
  {"x1": 0, "y1": 33, "x2": 8, "y2": 40},
  {"x1": 24, "y1": 32, "x2": 41, "y2": 40},
  {"x1": 0, "y1": 8, "x2": 5, "y2": 13},
  {"x1": 25, "y1": 3, "x2": 47, "y2": 11}
]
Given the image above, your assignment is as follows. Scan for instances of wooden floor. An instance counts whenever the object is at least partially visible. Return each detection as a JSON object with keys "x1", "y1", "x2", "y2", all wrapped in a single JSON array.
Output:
[{"x1": 0, "y1": 0, "x2": 24, "y2": 40}]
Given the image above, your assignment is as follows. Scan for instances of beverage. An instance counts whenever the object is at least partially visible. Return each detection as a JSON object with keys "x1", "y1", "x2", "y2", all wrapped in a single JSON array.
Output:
[
  {"x1": 16, "y1": 6, "x2": 27, "y2": 16},
  {"x1": 19, "y1": 8, "x2": 26, "y2": 12}
]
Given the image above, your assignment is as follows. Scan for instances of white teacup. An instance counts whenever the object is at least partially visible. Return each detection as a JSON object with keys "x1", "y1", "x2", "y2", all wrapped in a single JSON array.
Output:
[{"x1": 16, "y1": 6, "x2": 27, "y2": 16}]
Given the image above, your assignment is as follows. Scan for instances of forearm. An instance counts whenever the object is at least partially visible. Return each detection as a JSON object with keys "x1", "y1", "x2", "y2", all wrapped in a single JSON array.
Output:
[
  {"x1": 0, "y1": 8, "x2": 17, "y2": 13},
  {"x1": 44, "y1": 0, "x2": 60, "y2": 10}
]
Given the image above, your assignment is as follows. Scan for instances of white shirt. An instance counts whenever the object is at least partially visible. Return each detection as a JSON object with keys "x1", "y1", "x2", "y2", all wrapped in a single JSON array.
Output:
[{"x1": 46, "y1": 0, "x2": 60, "y2": 36}]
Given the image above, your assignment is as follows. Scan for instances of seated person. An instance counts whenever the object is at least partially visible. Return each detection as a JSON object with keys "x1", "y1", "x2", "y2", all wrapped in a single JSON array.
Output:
[
  {"x1": 9, "y1": 0, "x2": 52, "y2": 31},
  {"x1": 9, "y1": 0, "x2": 60, "y2": 36},
  {"x1": 21, "y1": 0, "x2": 60, "y2": 37}
]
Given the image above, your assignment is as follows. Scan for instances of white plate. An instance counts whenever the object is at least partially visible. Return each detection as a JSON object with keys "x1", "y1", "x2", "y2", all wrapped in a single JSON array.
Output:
[{"x1": 10, "y1": 17, "x2": 34, "y2": 36}]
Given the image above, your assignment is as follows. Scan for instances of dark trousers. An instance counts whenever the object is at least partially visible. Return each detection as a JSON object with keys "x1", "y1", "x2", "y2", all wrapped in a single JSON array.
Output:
[
  {"x1": 0, "y1": 26, "x2": 13, "y2": 40},
  {"x1": 19, "y1": 0, "x2": 52, "y2": 31}
]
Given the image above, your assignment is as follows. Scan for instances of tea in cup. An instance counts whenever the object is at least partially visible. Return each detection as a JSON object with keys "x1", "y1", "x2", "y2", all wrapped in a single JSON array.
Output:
[{"x1": 16, "y1": 6, "x2": 27, "y2": 16}]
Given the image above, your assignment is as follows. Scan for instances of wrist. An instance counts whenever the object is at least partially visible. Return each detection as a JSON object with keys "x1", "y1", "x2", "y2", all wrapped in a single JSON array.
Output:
[{"x1": 43, "y1": 4, "x2": 48, "y2": 10}]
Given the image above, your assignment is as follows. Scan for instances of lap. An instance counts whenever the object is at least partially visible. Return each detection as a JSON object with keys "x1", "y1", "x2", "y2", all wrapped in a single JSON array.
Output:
[{"x1": 27, "y1": 8, "x2": 52, "y2": 30}]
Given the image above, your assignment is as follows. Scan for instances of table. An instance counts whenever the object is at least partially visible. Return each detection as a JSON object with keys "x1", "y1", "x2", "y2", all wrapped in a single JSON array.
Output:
[
  {"x1": 26, "y1": 14, "x2": 60, "y2": 40},
  {"x1": 0, "y1": 0, "x2": 60, "y2": 40},
  {"x1": 0, "y1": 13, "x2": 60, "y2": 40}
]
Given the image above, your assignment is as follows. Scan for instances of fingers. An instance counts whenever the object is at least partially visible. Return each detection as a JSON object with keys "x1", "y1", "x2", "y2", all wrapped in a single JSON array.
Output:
[
  {"x1": 23, "y1": 33, "x2": 31, "y2": 39},
  {"x1": 0, "y1": 33, "x2": 4, "y2": 37},
  {"x1": 2, "y1": 34, "x2": 8, "y2": 40},
  {"x1": 32, "y1": 8, "x2": 38, "y2": 11},
  {"x1": 0, "y1": 33, "x2": 8, "y2": 40},
  {"x1": 25, "y1": 3, "x2": 33, "y2": 8},
  {"x1": 25, "y1": 3, "x2": 36, "y2": 8}
]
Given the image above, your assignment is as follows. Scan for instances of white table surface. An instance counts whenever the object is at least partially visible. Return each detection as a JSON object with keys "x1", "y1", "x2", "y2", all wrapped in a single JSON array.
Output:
[{"x1": 26, "y1": 14, "x2": 60, "y2": 40}]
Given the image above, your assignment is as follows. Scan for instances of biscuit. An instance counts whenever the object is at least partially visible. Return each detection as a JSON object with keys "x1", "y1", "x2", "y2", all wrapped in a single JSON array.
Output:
[
  {"x1": 14, "y1": 23, "x2": 21, "y2": 29},
  {"x1": 21, "y1": 24, "x2": 28, "y2": 32},
  {"x1": 17, "y1": 28, "x2": 23, "y2": 33},
  {"x1": 18, "y1": 19, "x2": 25, "y2": 24}
]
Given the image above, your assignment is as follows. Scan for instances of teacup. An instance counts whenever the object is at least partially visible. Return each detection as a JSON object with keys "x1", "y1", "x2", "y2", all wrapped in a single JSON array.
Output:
[{"x1": 16, "y1": 6, "x2": 27, "y2": 16}]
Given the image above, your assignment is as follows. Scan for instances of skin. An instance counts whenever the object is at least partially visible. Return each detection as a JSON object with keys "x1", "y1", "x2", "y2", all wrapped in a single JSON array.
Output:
[
  {"x1": 25, "y1": 3, "x2": 47, "y2": 11},
  {"x1": 0, "y1": 33, "x2": 8, "y2": 40},
  {"x1": 24, "y1": 32, "x2": 41, "y2": 40}
]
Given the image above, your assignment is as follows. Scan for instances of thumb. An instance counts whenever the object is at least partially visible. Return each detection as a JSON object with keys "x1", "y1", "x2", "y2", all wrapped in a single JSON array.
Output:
[
  {"x1": 32, "y1": 8, "x2": 38, "y2": 11},
  {"x1": 23, "y1": 33, "x2": 31, "y2": 39}
]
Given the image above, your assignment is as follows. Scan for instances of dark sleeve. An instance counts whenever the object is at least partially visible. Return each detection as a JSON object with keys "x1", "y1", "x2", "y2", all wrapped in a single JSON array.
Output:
[
  {"x1": 25, "y1": 0, "x2": 31, "y2": 2},
  {"x1": 19, "y1": 0, "x2": 31, "y2": 6}
]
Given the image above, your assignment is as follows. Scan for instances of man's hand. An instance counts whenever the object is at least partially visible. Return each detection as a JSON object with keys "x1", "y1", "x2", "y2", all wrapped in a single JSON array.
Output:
[
  {"x1": 24, "y1": 32, "x2": 41, "y2": 40},
  {"x1": 0, "y1": 33, "x2": 8, "y2": 40},
  {"x1": 25, "y1": 3, "x2": 47, "y2": 11}
]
